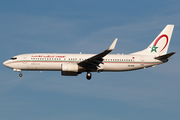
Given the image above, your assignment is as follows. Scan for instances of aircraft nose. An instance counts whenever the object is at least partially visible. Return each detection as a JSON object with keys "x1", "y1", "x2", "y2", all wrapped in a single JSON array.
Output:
[
  {"x1": 3, "y1": 60, "x2": 9, "y2": 67},
  {"x1": 3, "y1": 61, "x2": 7, "y2": 66}
]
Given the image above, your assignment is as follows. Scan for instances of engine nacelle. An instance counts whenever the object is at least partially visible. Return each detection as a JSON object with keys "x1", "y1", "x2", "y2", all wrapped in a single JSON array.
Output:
[{"x1": 61, "y1": 63, "x2": 79, "y2": 76}]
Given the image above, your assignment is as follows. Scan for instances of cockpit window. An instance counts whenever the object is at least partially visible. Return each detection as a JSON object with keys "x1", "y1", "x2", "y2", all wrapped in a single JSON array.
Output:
[{"x1": 10, "y1": 57, "x2": 17, "y2": 60}]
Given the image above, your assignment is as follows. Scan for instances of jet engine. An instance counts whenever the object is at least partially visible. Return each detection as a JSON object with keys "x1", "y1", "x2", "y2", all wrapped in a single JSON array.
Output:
[{"x1": 61, "y1": 63, "x2": 80, "y2": 76}]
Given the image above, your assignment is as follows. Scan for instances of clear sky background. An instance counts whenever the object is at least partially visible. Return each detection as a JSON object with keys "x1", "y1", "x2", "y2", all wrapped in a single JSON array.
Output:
[{"x1": 0, "y1": 0, "x2": 180, "y2": 120}]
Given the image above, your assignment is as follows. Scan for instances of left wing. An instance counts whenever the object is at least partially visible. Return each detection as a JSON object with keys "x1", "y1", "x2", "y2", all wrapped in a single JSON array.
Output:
[{"x1": 78, "y1": 38, "x2": 118, "y2": 71}]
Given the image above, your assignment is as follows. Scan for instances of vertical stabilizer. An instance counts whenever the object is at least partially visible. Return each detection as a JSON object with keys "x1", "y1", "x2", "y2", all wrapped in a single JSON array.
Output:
[{"x1": 131, "y1": 25, "x2": 174, "y2": 55}]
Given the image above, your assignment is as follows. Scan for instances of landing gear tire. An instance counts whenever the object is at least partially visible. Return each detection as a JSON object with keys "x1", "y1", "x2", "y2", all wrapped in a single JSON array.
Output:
[
  {"x1": 19, "y1": 73, "x2": 23, "y2": 77},
  {"x1": 86, "y1": 72, "x2": 92, "y2": 80}
]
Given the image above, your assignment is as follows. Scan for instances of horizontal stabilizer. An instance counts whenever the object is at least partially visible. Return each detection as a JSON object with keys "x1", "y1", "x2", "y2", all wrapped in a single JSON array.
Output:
[{"x1": 154, "y1": 52, "x2": 176, "y2": 60}]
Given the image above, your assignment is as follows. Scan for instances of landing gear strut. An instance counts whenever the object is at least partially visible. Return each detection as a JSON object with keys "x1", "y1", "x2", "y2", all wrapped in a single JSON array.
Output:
[{"x1": 86, "y1": 72, "x2": 92, "y2": 80}]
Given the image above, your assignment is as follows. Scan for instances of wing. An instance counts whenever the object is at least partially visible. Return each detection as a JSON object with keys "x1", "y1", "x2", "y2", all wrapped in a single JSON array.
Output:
[{"x1": 78, "y1": 38, "x2": 118, "y2": 71}]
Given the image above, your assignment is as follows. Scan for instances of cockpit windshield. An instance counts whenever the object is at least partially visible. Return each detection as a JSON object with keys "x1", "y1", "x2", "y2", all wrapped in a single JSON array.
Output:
[{"x1": 10, "y1": 57, "x2": 17, "y2": 60}]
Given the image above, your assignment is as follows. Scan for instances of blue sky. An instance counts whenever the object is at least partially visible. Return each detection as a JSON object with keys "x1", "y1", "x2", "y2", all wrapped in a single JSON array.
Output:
[{"x1": 0, "y1": 0, "x2": 180, "y2": 120}]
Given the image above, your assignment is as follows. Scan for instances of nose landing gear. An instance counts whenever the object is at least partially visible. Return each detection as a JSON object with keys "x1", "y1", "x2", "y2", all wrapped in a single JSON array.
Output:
[
  {"x1": 13, "y1": 69, "x2": 23, "y2": 77},
  {"x1": 86, "y1": 72, "x2": 92, "y2": 80}
]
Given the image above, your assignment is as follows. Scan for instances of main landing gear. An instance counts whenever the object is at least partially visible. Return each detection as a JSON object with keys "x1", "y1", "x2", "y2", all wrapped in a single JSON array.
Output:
[
  {"x1": 86, "y1": 72, "x2": 92, "y2": 80},
  {"x1": 19, "y1": 72, "x2": 23, "y2": 77}
]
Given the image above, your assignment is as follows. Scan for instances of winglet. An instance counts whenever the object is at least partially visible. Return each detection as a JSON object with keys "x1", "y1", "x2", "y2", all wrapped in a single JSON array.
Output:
[{"x1": 108, "y1": 38, "x2": 118, "y2": 51}]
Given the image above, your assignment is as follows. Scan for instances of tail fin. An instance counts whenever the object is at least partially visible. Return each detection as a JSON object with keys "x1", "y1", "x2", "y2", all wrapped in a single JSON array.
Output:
[{"x1": 131, "y1": 25, "x2": 174, "y2": 55}]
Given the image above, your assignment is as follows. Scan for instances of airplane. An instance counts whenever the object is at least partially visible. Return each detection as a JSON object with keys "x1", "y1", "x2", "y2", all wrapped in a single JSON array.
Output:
[{"x1": 3, "y1": 25, "x2": 175, "y2": 80}]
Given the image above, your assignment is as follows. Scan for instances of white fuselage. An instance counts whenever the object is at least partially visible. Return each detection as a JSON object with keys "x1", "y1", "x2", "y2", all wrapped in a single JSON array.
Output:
[
  {"x1": 2, "y1": 25, "x2": 175, "y2": 80},
  {"x1": 3, "y1": 53, "x2": 163, "y2": 72}
]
